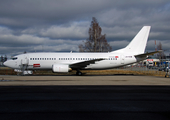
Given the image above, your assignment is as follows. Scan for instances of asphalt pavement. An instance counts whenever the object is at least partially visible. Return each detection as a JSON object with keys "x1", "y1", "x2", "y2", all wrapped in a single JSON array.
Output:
[{"x1": 0, "y1": 85, "x2": 170, "y2": 120}]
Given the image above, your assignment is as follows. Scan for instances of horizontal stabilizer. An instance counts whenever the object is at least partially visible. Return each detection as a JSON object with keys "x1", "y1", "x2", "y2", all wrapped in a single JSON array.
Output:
[{"x1": 135, "y1": 50, "x2": 162, "y2": 58}]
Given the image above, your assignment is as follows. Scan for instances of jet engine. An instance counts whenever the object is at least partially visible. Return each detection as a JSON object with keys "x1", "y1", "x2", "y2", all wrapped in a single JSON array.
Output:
[{"x1": 52, "y1": 64, "x2": 70, "y2": 73}]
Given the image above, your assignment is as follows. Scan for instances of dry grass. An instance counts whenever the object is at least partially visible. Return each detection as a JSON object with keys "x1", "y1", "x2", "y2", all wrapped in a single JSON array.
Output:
[
  {"x1": 0, "y1": 68, "x2": 16, "y2": 75},
  {"x1": 78, "y1": 69, "x2": 165, "y2": 77},
  {"x1": 0, "y1": 67, "x2": 166, "y2": 77}
]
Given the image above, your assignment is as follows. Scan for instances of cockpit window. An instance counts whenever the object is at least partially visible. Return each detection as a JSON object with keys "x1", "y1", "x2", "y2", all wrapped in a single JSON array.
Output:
[{"x1": 12, "y1": 57, "x2": 18, "y2": 60}]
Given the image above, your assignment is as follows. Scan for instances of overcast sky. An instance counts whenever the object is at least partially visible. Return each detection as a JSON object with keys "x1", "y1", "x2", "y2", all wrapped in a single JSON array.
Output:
[{"x1": 0, "y1": 0, "x2": 170, "y2": 56}]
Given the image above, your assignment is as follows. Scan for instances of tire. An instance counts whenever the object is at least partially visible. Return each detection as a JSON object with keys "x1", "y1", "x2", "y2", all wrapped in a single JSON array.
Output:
[{"x1": 76, "y1": 71, "x2": 82, "y2": 76}]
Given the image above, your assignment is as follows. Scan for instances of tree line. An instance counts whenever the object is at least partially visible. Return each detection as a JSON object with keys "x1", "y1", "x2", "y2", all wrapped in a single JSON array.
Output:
[{"x1": 0, "y1": 55, "x2": 7, "y2": 62}]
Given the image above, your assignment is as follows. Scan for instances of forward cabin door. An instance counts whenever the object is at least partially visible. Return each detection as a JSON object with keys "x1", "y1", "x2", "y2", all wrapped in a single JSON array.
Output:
[
  {"x1": 19, "y1": 54, "x2": 29, "y2": 70},
  {"x1": 21, "y1": 54, "x2": 29, "y2": 65}
]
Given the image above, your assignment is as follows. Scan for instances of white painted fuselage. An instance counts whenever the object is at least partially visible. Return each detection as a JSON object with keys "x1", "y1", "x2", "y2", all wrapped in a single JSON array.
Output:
[{"x1": 4, "y1": 52, "x2": 136, "y2": 70}]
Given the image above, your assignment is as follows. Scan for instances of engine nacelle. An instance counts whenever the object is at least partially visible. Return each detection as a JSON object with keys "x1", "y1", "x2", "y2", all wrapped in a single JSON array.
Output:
[{"x1": 52, "y1": 64, "x2": 69, "y2": 73}]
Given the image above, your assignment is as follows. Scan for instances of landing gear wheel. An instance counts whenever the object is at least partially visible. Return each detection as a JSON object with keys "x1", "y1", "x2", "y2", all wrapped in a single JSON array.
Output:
[
  {"x1": 17, "y1": 73, "x2": 20, "y2": 76},
  {"x1": 76, "y1": 71, "x2": 82, "y2": 76}
]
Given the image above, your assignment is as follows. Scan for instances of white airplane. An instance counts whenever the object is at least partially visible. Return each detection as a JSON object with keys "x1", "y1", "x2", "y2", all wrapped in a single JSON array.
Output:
[{"x1": 3, "y1": 26, "x2": 160, "y2": 75}]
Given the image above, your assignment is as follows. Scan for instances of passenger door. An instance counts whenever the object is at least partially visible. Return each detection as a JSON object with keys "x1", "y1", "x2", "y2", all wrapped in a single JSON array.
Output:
[{"x1": 21, "y1": 54, "x2": 29, "y2": 65}]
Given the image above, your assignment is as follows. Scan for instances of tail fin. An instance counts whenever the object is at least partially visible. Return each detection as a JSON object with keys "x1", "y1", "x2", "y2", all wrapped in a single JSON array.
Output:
[{"x1": 124, "y1": 26, "x2": 151, "y2": 55}]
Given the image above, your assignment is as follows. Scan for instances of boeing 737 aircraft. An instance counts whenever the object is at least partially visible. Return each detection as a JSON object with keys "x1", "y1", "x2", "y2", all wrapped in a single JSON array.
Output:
[{"x1": 3, "y1": 26, "x2": 160, "y2": 75}]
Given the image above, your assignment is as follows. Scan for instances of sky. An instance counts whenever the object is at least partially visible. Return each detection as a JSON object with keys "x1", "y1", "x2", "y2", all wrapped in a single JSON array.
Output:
[{"x1": 0, "y1": 0, "x2": 170, "y2": 57}]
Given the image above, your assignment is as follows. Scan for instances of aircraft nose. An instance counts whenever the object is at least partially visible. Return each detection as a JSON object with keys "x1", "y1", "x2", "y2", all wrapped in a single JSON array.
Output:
[
  {"x1": 3, "y1": 61, "x2": 8, "y2": 67},
  {"x1": 3, "y1": 61, "x2": 11, "y2": 67}
]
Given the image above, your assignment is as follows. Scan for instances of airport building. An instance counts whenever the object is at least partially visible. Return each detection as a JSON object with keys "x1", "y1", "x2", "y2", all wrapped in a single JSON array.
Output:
[
  {"x1": 143, "y1": 56, "x2": 160, "y2": 67},
  {"x1": 143, "y1": 55, "x2": 170, "y2": 68}
]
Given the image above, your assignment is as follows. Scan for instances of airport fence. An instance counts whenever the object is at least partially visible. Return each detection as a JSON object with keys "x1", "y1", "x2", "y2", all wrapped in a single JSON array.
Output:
[{"x1": 123, "y1": 66, "x2": 165, "y2": 77}]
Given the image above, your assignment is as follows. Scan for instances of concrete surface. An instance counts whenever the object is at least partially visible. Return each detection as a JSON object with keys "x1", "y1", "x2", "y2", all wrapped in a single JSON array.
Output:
[{"x1": 0, "y1": 75, "x2": 170, "y2": 86}]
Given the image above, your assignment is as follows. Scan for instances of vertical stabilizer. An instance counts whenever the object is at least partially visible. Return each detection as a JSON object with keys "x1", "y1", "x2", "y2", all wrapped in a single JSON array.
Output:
[{"x1": 124, "y1": 26, "x2": 151, "y2": 55}]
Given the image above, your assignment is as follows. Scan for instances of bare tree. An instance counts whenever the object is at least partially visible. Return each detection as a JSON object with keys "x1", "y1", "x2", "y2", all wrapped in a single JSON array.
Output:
[
  {"x1": 0, "y1": 55, "x2": 7, "y2": 62},
  {"x1": 0, "y1": 55, "x2": 3, "y2": 62},
  {"x1": 157, "y1": 42, "x2": 165, "y2": 59},
  {"x1": 4, "y1": 55, "x2": 7, "y2": 62},
  {"x1": 79, "y1": 17, "x2": 112, "y2": 52}
]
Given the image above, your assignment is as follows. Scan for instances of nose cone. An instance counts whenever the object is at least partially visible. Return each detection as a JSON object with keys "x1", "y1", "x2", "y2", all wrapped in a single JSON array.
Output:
[
  {"x1": 3, "y1": 61, "x2": 8, "y2": 67},
  {"x1": 3, "y1": 60, "x2": 13, "y2": 68}
]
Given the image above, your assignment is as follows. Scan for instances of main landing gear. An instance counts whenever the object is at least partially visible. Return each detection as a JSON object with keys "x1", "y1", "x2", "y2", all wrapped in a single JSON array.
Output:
[{"x1": 76, "y1": 70, "x2": 83, "y2": 76}]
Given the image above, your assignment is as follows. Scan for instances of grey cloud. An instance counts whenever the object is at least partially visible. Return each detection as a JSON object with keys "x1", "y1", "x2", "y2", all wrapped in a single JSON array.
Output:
[
  {"x1": 0, "y1": 0, "x2": 170, "y2": 56},
  {"x1": 39, "y1": 22, "x2": 89, "y2": 39},
  {"x1": 0, "y1": 0, "x2": 113, "y2": 28},
  {"x1": 109, "y1": 40, "x2": 129, "y2": 50},
  {"x1": 0, "y1": 33, "x2": 46, "y2": 47}
]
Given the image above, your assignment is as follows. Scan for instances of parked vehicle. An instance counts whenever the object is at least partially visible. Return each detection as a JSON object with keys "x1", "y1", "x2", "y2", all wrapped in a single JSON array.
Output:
[{"x1": 147, "y1": 62, "x2": 154, "y2": 69}]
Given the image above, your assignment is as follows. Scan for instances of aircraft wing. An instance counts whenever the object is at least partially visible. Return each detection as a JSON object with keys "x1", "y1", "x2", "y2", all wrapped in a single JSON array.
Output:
[
  {"x1": 135, "y1": 50, "x2": 162, "y2": 58},
  {"x1": 70, "y1": 58, "x2": 104, "y2": 69}
]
